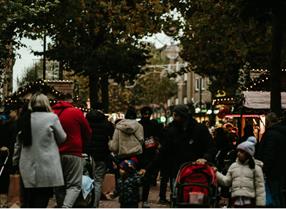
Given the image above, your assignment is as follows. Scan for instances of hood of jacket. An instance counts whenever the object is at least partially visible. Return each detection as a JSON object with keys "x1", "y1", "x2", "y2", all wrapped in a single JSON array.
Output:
[
  {"x1": 254, "y1": 159, "x2": 263, "y2": 168},
  {"x1": 236, "y1": 158, "x2": 264, "y2": 168},
  {"x1": 52, "y1": 101, "x2": 74, "y2": 110},
  {"x1": 116, "y1": 119, "x2": 140, "y2": 134}
]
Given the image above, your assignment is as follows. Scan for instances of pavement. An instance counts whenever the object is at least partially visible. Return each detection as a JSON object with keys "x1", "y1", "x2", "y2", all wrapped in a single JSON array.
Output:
[
  {"x1": 99, "y1": 182, "x2": 171, "y2": 208},
  {"x1": 4, "y1": 178, "x2": 171, "y2": 208}
]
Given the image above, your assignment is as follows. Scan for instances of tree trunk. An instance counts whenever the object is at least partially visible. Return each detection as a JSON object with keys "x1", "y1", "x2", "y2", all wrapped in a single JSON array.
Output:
[
  {"x1": 101, "y1": 75, "x2": 109, "y2": 113},
  {"x1": 270, "y1": 8, "x2": 284, "y2": 116},
  {"x1": 89, "y1": 74, "x2": 99, "y2": 109},
  {"x1": 59, "y1": 61, "x2": 63, "y2": 80}
]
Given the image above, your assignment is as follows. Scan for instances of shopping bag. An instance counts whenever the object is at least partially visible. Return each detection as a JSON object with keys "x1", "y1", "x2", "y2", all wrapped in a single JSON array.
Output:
[
  {"x1": 102, "y1": 173, "x2": 115, "y2": 195},
  {"x1": 7, "y1": 174, "x2": 21, "y2": 207}
]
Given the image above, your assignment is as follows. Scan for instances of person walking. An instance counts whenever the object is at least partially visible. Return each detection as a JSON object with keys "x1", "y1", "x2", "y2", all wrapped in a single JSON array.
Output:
[
  {"x1": 256, "y1": 112, "x2": 286, "y2": 207},
  {"x1": 163, "y1": 105, "x2": 216, "y2": 181},
  {"x1": 109, "y1": 107, "x2": 145, "y2": 206},
  {"x1": 85, "y1": 109, "x2": 114, "y2": 208},
  {"x1": 138, "y1": 106, "x2": 161, "y2": 208},
  {"x1": 13, "y1": 93, "x2": 66, "y2": 208},
  {"x1": 0, "y1": 105, "x2": 19, "y2": 207},
  {"x1": 109, "y1": 107, "x2": 144, "y2": 160},
  {"x1": 53, "y1": 96, "x2": 92, "y2": 208},
  {"x1": 216, "y1": 140, "x2": 265, "y2": 207}
]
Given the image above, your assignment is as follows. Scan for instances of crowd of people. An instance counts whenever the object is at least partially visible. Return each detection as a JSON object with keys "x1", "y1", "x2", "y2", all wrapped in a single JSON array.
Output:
[{"x1": 0, "y1": 93, "x2": 286, "y2": 208}]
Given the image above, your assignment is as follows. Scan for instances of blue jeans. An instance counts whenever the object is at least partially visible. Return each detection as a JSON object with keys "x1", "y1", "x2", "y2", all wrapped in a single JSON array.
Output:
[{"x1": 93, "y1": 160, "x2": 107, "y2": 207}]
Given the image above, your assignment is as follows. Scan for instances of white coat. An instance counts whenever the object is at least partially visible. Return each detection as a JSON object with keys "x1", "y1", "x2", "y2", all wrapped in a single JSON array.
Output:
[
  {"x1": 216, "y1": 158, "x2": 265, "y2": 206},
  {"x1": 14, "y1": 112, "x2": 66, "y2": 188}
]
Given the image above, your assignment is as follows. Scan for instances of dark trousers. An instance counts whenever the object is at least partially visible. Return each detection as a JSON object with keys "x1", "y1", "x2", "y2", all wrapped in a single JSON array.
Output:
[
  {"x1": 142, "y1": 169, "x2": 152, "y2": 202},
  {"x1": 159, "y1": 166, "x2": 171, "y2": 200},
  {"x1": 22, "y1": 187, "x2": 53, "y2": 208},
  {"x1": 268, "y1": 176, "x2": 285, "y2": 208}
]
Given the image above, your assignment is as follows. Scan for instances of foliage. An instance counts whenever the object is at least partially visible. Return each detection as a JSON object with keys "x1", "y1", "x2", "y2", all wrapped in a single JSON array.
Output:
[
  {"x1": 27, "y1": 0, "x2": 170, "y2": 110},
  {"x1": 165, "y1": 0, "x2": 272, "y2": 95},
  {"x1": 17, "y1": 61, "x2": 42, "y2": 87},
  {"x1": 132, "y1": 73, "x2": 177, "y2": 106}
]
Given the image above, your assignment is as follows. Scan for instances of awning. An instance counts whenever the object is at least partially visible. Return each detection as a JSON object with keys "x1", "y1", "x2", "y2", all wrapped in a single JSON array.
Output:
[{"x1": 242, "y1": 91, "x2": 286, "y2": 109}]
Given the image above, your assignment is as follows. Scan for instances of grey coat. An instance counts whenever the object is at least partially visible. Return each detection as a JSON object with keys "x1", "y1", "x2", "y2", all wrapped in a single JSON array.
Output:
[
  {"x1": 216, "y1": 158, "x2": 265, "y2": 206},
  {"x1": 14, "y1": 112, "x2": 66, "y2": 188}
]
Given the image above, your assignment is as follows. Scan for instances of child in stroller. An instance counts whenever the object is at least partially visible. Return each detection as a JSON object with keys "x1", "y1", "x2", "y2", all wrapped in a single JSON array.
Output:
[{"x1": 172, "y1": 161, "x2": 218, "y2": 208}]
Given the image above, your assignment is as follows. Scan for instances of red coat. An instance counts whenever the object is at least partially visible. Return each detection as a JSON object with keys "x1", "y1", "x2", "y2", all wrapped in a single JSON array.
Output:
[{"x1": 52, "y1": 101, "x2": 92, "y2": 157}]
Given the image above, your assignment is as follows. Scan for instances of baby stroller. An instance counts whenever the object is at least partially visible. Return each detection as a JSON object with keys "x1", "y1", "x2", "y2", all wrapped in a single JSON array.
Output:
[
  {"x1": 172, "y1": 161, "x2": 218, "y2": 208},
  {"x1": 73, "y1": 154, "x2": 95, "y2": 208}
]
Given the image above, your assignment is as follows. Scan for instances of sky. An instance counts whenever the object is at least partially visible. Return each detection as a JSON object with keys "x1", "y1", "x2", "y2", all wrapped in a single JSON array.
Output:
[{"x1": 12, "y1": 33, "x2": 175, "y2": 91}]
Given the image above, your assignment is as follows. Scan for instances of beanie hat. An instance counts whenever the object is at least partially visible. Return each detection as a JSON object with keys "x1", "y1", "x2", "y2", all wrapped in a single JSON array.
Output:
[
  {"x1": 173, "y1": 105, "x2": 189, "y2": 118},
  {"x1": 125, "y1": 107, "x2": 137, "y2": 119},
  {"x1": 246, "y1": 136, "x2": 257, "y2": 145},
  {"x1": 119, "y1": 157, "x2": 138, "y2": 173},
  {"x1": 237, "y1": 141, "x2": 255, "y2": 156}
]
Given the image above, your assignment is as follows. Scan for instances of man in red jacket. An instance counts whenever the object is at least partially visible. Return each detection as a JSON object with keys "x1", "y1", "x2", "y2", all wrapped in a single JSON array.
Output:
[{"x1": 53, "y1": 98, "x2": 92, "y2": 208}]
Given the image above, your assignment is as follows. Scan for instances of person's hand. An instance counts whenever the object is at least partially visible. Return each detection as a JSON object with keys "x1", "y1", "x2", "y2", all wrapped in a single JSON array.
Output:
[
  {"x1": 196, "y1": 158, "x2": 207, "y2": 164},
  {"x1": 212, "y1": 166, "x2": 218, "y2": 172},
  {"x1": 138, "y1": 169, "x2": 146, "y2": 176}
]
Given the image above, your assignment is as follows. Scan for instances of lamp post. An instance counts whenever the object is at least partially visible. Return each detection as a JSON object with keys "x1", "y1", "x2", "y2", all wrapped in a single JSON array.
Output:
[{"x1": 164, "y1": 44, "x2": 184, "y2": 104}]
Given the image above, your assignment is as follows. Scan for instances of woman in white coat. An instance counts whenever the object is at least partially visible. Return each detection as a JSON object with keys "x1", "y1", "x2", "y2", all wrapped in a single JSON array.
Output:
[{"x1": 13, "y1": 93, "x2": 66, "y2": 208}]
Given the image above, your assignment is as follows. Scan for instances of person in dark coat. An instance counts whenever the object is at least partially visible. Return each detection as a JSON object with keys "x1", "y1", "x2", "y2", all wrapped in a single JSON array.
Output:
[
  {"x1": 256, "y1": 112, "x2": 286, "y2": 208},
  {"x1": 0, "y1": 107, "x2": 18, "y2": 207},
  {"x1": 138, "y1": 106, "x2": 161, "y2": 208},
  {"x1": 85, "y1": 109, "x2": 114, "y2": 207},
  {"x1": 162, "y1": 105, "x2": 216, "y2": 180}
]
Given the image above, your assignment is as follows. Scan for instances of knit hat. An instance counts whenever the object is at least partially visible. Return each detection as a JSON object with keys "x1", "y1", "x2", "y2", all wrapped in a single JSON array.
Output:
[
  {"x1": 119, "y1": 157, "x2": 138, "y2": 173},
  {"x1": 173, "y1": 105, "x2": 189, "y2": 118},
  {"x1": 125, "y1": 107, "x2": 137, "y2": 119},
  {"x1": 246, "y1": 136, "x2": 257, "y2": 144},
  {"x1": 237, "y1": 141, "x2": 255, "y2": 156}
]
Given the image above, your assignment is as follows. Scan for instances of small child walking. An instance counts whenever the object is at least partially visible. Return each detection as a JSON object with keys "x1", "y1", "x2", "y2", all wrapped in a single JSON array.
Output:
[
  {"x1": 118, "y1": 157, "x2": 142, "y2": 208},
  {"x1": 216, "y1": 139, "x2": 265, "y2": 207}
]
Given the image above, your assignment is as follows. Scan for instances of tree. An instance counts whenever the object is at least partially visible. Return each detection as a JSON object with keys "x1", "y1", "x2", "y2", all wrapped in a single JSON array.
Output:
[
  {"x1": 17, "y1": 61, "x2": 42, "y2": 87},
  {"x1": 165, "y1": 0, "x2": 272, "y2": 96},
  {"x1": 31, "y1": 0, "x2": 169, "y2": 111},
  {"x1": 238, "y1": 0, "x2": 286, "y2": 115}
]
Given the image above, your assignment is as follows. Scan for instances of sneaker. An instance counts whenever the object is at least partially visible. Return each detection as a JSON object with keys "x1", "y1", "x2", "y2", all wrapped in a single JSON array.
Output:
[
  {"x1": 142, "y1": 201, "x2": 150, "y2": 208},
  {"x1": 158, "y1": 199, "x2": 170, "y2": 204}
]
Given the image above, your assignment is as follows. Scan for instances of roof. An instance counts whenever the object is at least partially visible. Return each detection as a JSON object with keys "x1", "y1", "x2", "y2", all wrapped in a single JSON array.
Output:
[{"x1": 243, "y1": 91, "x2": 286, "y2": 109}]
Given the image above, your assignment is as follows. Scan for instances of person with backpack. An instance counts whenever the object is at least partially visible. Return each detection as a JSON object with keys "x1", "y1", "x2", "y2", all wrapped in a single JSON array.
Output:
[
  {"x1": 108, "y1": 107, "x2": 145, "y2": 206},
  {"x1": 215, "y1": 139, "x2": 265, "y2": 207},
  {"x1": 108, "y1": 107, "x2": 144, "y2": 160}
]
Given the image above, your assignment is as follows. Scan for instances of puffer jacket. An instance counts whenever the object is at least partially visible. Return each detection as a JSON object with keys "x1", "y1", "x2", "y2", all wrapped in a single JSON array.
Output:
[
  {"x1": 109, "y1": 119, "x2": 144, "y2": 158},
  {"x1": 216, "y1": 158, "x2": 265, "y2": 206}
]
